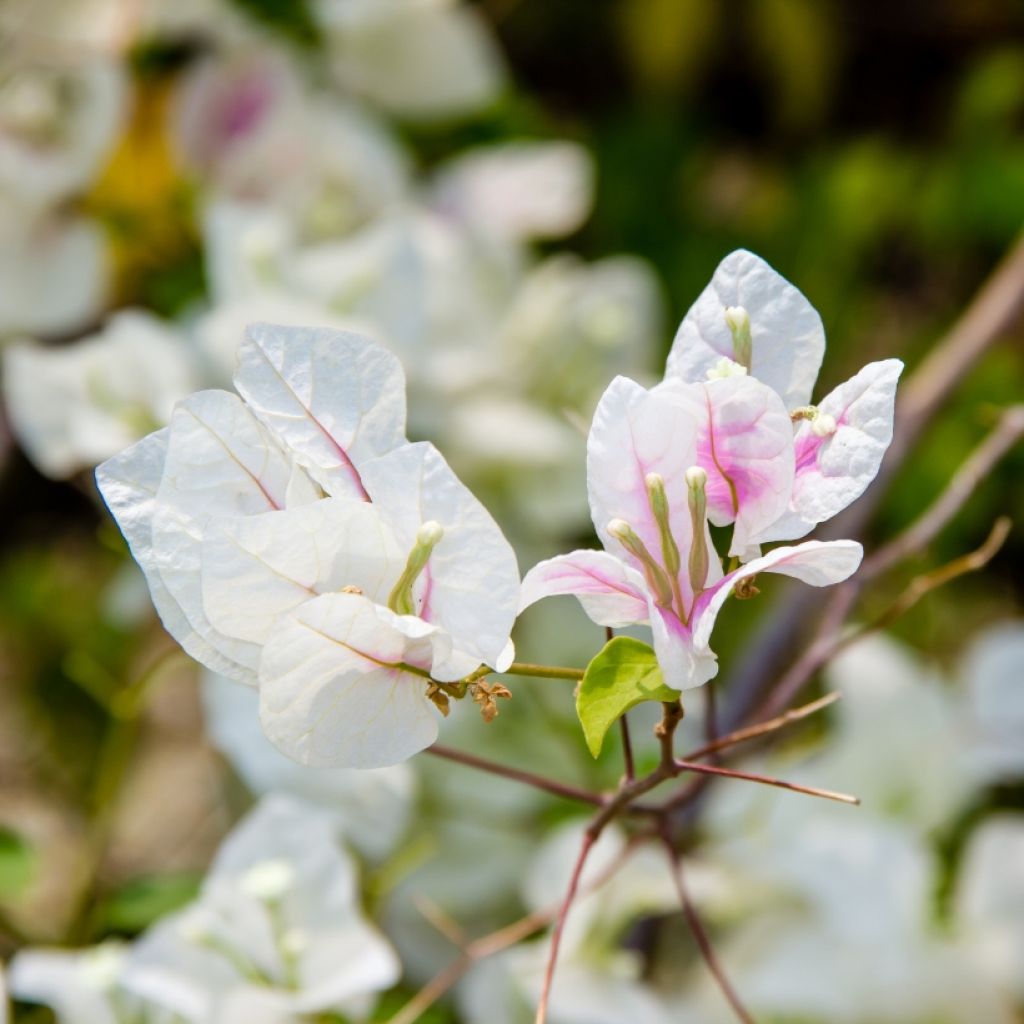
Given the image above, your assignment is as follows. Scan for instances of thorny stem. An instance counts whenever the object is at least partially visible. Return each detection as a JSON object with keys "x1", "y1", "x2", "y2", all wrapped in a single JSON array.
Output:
[{"x1": 658, "y1": 825, "x2": 755, "y2": 1024}]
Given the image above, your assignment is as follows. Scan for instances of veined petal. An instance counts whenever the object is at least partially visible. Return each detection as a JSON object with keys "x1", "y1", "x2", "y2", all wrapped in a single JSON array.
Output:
[
  {"x1": 519, "y1": 550, "x2": 650, "y2": 627},
  {"x1": 359, "y1": 442, "x2": 520, "y2": 671},
  {"x1": 754, "y1": 359, "x2": 903, "y2": 544},
  {"x1": 201, "y1": 498, "x2": 403, "y2": 648},
  {"x1": 658, "y1": 376, "x2": 795, "y2": 557},
  {"x1": 666, "y1": 249, "x2": 825, "y2": 409},
  {"x1": 692, "y1": 540, "x2": 863, "y2": 653},
  {"x1": 259, "y1": 593, "x2": 444, "y2": 769},
  {"x1": 587, "y1": 376, "x2": 703, "y2": 611},
  {"x1": 647, "y1": 599, "x2": 718, "y2": 692},
  {"x1": 234, "y1": 323, "x2": 407, "y2": 501},
  {"x1": 152, "y1": 391, "x2": 320, "y2": 682},
  {"x1": 96, "y1": 429, "x2": 237, "y2": 676}
]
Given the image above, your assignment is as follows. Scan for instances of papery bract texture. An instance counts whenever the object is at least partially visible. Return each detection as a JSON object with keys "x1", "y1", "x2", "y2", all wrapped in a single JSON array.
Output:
[{"x1": 666, "y1": 249, "x2": 825, "y2": 409}]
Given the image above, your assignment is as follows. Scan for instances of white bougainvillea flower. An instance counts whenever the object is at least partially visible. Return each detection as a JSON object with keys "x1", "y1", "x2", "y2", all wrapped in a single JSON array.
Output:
[
  {"x1": 0, "y1": 56, "x2": 127, "y2": 207},
  {"x1": 7, "y1": 942, "x2": 170, "y2": 1024},
  {"x1": 666, "y1": 249, "x2": 826, "y2": 410},
  {"x1": 201, "y1": 671, "x2": 415, "y2": 861},
  {"x1": 317, "y1": 0, "x2": 504, "y2": 120},
  {"x1": 520, "y1": 376, "x2": 862, "y2": 689},
  {"x1": 0, "y1": 202, "x2": 108, "y2": 337},
  {"x1": 3, "y1": 310, "x2": 199, "y2": 478},
  {"x1": 431, "y1": 141, "x2": 594, "y2": 242},
  {"x1": 98, "y1": 323, "x2": 519, "y2": 766},
  {"x1": 97, "y1": 324, "x2": 407, "y2": 683},
  {"x1": 122, "y1": 794, "x2": 400, "y2": 1024},
  {"x1": 750, "y1": 358, "x2": 903, "y2": 545}
]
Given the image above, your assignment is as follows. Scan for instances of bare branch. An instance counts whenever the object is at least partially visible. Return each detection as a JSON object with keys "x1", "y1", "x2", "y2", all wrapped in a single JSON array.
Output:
[
  {"x1": 659, "y1": 829, "x2": 754, "y2": 1024},
  {"x1": 681, "y1": 692, "x2": 841, "y2": 763},
  {"x1": 671, "y1": 759, "x2": 859, "y2": 806},
  {"x1": 424, "y1": 745, "x2": 606, "y2": 808},
  {"x1": 534, "y1": 832, "x2": 596, "y2": 1024}
]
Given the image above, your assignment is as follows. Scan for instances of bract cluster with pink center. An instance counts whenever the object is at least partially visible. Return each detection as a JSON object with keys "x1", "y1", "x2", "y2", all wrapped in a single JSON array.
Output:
[{"x1": 521, "y1": 250, "x2": 900, "y2": 689}]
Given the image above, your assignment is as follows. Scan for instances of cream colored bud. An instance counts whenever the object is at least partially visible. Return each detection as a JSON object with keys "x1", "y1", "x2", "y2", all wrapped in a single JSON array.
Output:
[
  {"x1": 723, "y1": 306, "x2": 750, "y2": 333},
  {"x1": 607, "y1": 518, "x2": 632, "y2": 541},
  {"x1": 707, "y1": 357, "x2": 748, "y2": 380},
  {"x1": 281, "y1": 928, "x2": 308, "y2": 957},
  {"x1": 685, "y1": 466, "x2": 708, "y2": 491},
  {"x1": 811, "y1": 412, "x2": 837, "y2": 437},
  {"x1": 240, "y1": 859, "x2": 296, "y2": 901},
  {"x1": 416, "y1": 520, "x2": 444, "y2": 547}
]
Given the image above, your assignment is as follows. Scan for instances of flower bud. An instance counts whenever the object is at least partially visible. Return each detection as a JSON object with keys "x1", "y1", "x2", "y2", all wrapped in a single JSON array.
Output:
[
  {"x1": 707, "y1": 357, "x2": 748, "y2": 380},
  {"x1": 723, "y1": 306, "x2": 753, "y2": 369},
  {"x1": 388, "y1": 520, "x2": 445, "y2": 616},
  {"x1": 811, "y1": 412, "x2": 837, "y2": 437},
  {"x1": 607, "y1": 518, "x2": 675, "y2": 609},
  {"x1": 686, "y1": 466, "x2": 709, "y2": 599},
  {"x1": 685, "y1": 466, "x2": 708, "y2": 492},
  {"x1": 645, "y1": 472, "x2": 682, "y2": 584},
  {"x1": 240, "y1": 858, "x2": 296, "y2": 901}
]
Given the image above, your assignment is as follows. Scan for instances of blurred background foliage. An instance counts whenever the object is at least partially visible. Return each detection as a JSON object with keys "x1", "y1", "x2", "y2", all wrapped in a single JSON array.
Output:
[{"x1": 1, "y1": 0, "x2": 1023, "y2": 1011}]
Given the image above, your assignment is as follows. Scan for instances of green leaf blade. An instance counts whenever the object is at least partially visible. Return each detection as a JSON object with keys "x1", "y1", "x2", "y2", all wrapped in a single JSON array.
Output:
[{"x1": 576, "y1": 637, "x2": 678, "y2": 758}]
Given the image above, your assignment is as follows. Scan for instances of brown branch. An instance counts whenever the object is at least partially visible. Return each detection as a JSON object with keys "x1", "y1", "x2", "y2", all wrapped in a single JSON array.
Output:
[
  {"x1": 671, "y1": 760, "x2": 859, "y2": 806},
  {"x1": 619, "y1": 716, "x2": 636, "y2": 782},
  {"x1": 424, "y1": 745, "x2": 607, "y2": 808},
  {"x1": 758, "y1": 514, "x2": 1012, "y2": 719},
  {"x1": 534, "y1": 832, "x2": 596, "y2": 1024},
  {"x1": 860, "y1": 406, "x2": 1024, "y2": 580},
  {"x1": 659, "y1": 828, "x2": 755, "y2": 1024},
  {"x1": 682, "y1": 692, "x2": 841, "y2": 763}
]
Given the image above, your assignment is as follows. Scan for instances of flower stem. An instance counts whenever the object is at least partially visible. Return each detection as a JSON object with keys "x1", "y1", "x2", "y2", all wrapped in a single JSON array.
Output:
[{"x1": 505, "y1": 661, "x2": 584, "y2": 680}]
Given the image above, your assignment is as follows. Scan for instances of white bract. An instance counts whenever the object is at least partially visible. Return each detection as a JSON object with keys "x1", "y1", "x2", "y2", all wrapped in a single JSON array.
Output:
[
  {"x1": 665, "y1": 250, "x2": 902, "y2": 548},
  {"x1": 97, "y1": 322, "x2": 519, "y2": 768},
  {"x1": 122, "y1": 794, "x2": 400, "y2": 1023}
]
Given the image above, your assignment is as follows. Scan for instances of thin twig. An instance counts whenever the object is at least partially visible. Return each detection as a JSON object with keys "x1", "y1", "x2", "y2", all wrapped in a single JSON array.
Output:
[
  {"x1": 619, "y1": 716, "x2": 636, "y2": 782},
  {"x1": 655, "y1": 699, "x2": 685, "y2": 769},
  {"x1": 534, "y1": 832, "x2": 596, "y2": 1024},
  {"x1": 682, "y1": 692, "x2": 841, "y2": 763},
  {"x1": 659, "y1": 826, "x2": 754, "y2": 1024},
  {"x1": 424, "y1": 745, "x2": 606, "y2": 808},
  {"x1": 860, "y1": 406, "x2": 1024, "y2": 580},
  {"x1": 758, "y1": 514, "x2": 1012, "y2": 719},
  {"x1": 506, "y1": 662, "x2": 585, "y2": 681},
  {"x1": 672, "y1": 759, "x2": 859, "y2": 806}
]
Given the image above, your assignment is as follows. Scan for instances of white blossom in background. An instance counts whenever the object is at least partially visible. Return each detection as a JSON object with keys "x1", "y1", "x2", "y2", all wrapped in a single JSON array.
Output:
[
  {"x1": 3, "y1": 310, "x2": 200, "y2": 478},
  {"x1": 0, "y1": 54, "x2": 126, "y2": 209},
  {"x1": 0, "y1": 204, "x2": 109, "y2": 338},
  {"x1": 314, "y1": 0, "x2": 504, "y2": 119},
  {"x1": 201, "y1": 671, "x2": 415, "y2": 861},
  {"x1": 955, "y1": 816, "x2": 1024, "y2": 1005},
  {"x1": 960, "y1": 621, "x2": 1024, "y2": 783},
  {"x1": 671, "y1": 631, "x2": 1024, "y2": 1022},
  {"x1": 7, "y1": 941, "x2": 177, "y2": 1024},
  {"x1": 122, "y1": 794, "x2": 400, "y2": 1023},
  {"x1": 458, "y1": 823, "x2": 682, "y2": 1024}
]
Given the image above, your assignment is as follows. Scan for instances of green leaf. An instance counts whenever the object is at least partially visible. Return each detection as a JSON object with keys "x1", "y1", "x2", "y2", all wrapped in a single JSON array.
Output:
[
  {"x1": 576, "y1": 637, "x2": 678, "y2": 758},
  {"x1": 0, "y1": 827, "x2": 35, "y2": 899},
  {"x1": 100, "y1": 873, "x2": 201, "y2": 932}
]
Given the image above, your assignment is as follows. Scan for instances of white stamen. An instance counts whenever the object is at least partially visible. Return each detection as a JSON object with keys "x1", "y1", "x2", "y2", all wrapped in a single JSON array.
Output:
[
  {"x1": 240, "y1": 858, "x2": 296, "y2": 901},
  {"x1": 685, "y1": 466, "x2": 708, "y2": 490}
]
